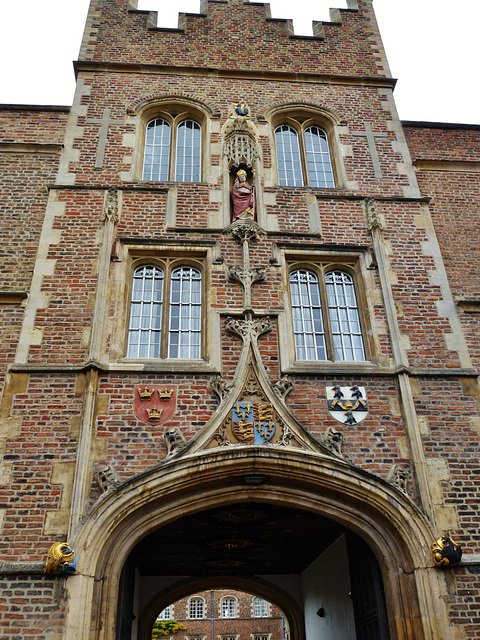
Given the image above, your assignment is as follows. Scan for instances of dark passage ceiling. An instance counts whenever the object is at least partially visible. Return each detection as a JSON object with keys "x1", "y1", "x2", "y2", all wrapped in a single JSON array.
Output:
[{"x1": 132, "y1": 502, "x2": 345, "y2": 576}]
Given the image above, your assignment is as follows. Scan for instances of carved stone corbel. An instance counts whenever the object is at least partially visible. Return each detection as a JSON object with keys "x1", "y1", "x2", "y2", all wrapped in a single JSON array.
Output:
[
  {"x1": 164, "y1": 427, "x2": 187, "y2": 457},
  {"x1": 273, "y1": 375, "x2": 293, "y2": 401},
  {"x1": 229, "y1": 218, "x2": 266, "y2": 245},
  {"x1": 208, "y1": 375, "x2": 233, "y2": 403},
  {"x1": 324, "y1": 425, "x2": 344, "y2": 457},
  {"x1": 387, "y1": 462, "x2": 410, "y2": 494},
  {"x1": 95, "y1": 464, "x2": 121, "y2": 493}
]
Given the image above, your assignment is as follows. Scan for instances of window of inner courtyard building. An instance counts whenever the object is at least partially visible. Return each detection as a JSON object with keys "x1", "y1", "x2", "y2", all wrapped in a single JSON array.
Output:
[
  {"x1": 189, "y1": 597, "x2": 205, "y2": 619},
  {"x1": 221, "y1": 597, "x2": 237, "y2": 618},
  {"x1": 253, "y1": 598, "x2": 269, "y2": 617}
]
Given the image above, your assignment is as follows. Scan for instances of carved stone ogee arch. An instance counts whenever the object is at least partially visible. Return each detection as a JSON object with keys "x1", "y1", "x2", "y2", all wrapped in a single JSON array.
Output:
[
  {"x1": 138, "y1": 575, "x2": 303, "y2": 640},
  {"x1": 64, "y1": 447, "x2": 450, "y2": 640}
]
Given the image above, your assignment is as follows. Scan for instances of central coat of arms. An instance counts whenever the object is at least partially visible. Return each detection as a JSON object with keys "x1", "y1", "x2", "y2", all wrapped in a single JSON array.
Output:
[{"x1": 231, "y1": 401, "x2": 275, "y2": 444}]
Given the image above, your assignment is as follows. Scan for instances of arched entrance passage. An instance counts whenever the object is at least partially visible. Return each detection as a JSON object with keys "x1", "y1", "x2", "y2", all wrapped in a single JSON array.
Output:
[
  {"x1": 65, "y1": 448, "x2": 448, "y2": 640},
  {"x1": 129, "y1": 504, "x2": 388, "y2": 640}
]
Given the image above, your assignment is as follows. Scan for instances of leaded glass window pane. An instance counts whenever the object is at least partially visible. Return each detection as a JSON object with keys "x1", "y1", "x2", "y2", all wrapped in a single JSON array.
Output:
[
  {"x1": 175, "y1": 119, "x2": 202, "y2": 182},
  {"x1": 142, "y1": 118, "x2": 171, "y2": 181},
  {"x1": 254, "y1": 598, "x2": 269, "y2": 617},
  {"x1": 289, "y1": 269, "x2": 326, "y2": 360},
  {"x1": 304, "y1": 126, "x2": 335, "y2": 188},
  {"x1": 222, "y1": 598, "x2": 236, "y2": 618},
  {"x1": 189, "y1": 598, "x2": 204, "y2": 619},
  {"x1": 168, "y1": 267, "x2": 202, "y2": 359},
  {"x1": 275, "y1": 125, "x2": 304, "y2": 187},
  {"x1": 325, "y1": 271, "x2": 365, "y2": 361},
  {"x1": 127, "y1": 266, "x2": 164, "y2": 358},
  {"x1": 157, "y1": 606, "x2": 172, "y2": 620}
]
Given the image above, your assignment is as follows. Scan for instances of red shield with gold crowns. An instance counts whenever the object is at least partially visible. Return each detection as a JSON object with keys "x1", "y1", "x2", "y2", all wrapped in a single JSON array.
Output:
[{"x1": 134, "y1": 385, "x2": 177, "y2": 426}]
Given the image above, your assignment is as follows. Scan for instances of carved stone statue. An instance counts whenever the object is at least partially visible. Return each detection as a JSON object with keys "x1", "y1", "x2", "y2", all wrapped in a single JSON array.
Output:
[{"x1": 232, "y1": 169, "x2": 255, "y2": 220}]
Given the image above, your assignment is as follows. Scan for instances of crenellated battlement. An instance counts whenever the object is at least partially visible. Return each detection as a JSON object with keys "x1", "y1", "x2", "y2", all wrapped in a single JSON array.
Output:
[{"x1": 78, "y1": 0, "x2": 390, "y2": 79}]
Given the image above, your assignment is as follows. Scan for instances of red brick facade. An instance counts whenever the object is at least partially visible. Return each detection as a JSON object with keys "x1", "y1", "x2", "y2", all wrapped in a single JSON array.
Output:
[
  {"x1": 157, "y1": 590, "x2": 283, "y2": 640},
  {"x1": 0, "y1": 1, "x2": 479, "y2": 639}
]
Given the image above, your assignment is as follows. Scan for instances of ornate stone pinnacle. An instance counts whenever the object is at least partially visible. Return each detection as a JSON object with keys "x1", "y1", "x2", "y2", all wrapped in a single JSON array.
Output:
[
  {"x1": 387, "y1": 463, "x2": 410, "y2": 494},
  {"x1": 365, "y1": 197, "x2": 383, "y2": 231},
  {"x1": 226, "y1": 315, "x2": 271, "y2": 343},
  {"x1": 164, "y1": 427, "x2": 187, "y2": 458},
  {"x1": 95, "y1": 464, "x2": 121, "y2": 493},
  {"x1": 324, "y1": 425, "x2": 344, "y2": 457}
]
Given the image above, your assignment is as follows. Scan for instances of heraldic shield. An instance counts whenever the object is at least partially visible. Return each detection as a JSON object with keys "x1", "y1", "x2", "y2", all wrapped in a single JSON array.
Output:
[
  {"x1": 231, "y1": 401, "x2": 276, "y2": 444},
  {"x1": 134, "y1": 385, "x2": 177, "y2": 426},
  {"x1": 326, "y1": 385, "x2": 369, "y2": 425}
]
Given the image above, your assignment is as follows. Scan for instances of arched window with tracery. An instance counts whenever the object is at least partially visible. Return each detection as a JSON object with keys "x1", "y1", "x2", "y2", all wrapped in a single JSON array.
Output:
[
  {"x1": 127, "y1": 263, "x2": 202, "y2": 360},
  {"x1": 274, "y1": 114, "x2": 335, "y2": 188},
  {"x1": 142, "y1": 112, "x2": 202, "y2": 182},
  {"x1": 289, "y1": 266, "x2": 365, "y2": 362}
]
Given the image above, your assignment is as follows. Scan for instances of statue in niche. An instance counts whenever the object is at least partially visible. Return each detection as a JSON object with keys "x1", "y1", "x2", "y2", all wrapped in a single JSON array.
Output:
[{"x1": 232, "y1": 168, "x2": 255, "y2": 220}]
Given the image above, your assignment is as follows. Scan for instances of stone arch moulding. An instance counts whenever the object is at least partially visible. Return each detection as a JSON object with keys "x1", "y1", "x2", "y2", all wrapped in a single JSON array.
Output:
[
  {"x1": 64, "y1": 448, "x2": 449, "y2": 640},
  {"x1": 126, "y1": 93, "x2": 222, "y2": 119},
  {"x1": 260, "y1": 101, "x2": 343, "y2": 126},
  {"x1": 138, "y1": 575, "x2": 304, "y2": 640}
]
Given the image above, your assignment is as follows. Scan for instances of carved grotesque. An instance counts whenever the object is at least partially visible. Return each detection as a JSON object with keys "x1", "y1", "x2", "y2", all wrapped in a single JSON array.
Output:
[
  {"x1": 208, "y1": 375, "x2": 233, "y2": 403},
  {"x1": 44, "y1": 542, "x2": 77, "y2": 574},
  {"x1": 164, "y1": 427, "x2": 187, "y2": 457},
  {"x1": 324, "y1": 426, "x2": 344, "y2": 456},
  {"x1": 95, "y1": 464, "x2": 121, "y2": 493},
  {"x1": 387, "y1": 463, "x2": 410, "y2": 494},
  {"x1": 431, "y1": 536, "x2": 462, "y2": 566}
]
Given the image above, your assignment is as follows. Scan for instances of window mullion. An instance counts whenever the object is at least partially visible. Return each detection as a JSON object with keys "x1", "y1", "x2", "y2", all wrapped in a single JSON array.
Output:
[
  {"x1": 319, "y1": 268, "x2": 334, "y2": 360},
  {"x1": 169, "y1": 117, "x2": 177, "y2": 181},
  {"x1": 161, "y1": 263, "x2": 171, "y2": 359},
  {"x1": 299, "y1": 124, "x2": 308, "y2": 187}
]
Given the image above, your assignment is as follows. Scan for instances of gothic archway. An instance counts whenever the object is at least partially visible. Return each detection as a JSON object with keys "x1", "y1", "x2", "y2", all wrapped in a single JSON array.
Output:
[{"x1": 65, "y1": 448, "x2": 447, "y2": 640}]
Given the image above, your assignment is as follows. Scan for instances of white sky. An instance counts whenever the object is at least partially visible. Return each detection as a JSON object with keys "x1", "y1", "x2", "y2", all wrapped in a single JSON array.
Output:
[{"x1": 0, "y1": 0, "x2": 478, "y2": 124}]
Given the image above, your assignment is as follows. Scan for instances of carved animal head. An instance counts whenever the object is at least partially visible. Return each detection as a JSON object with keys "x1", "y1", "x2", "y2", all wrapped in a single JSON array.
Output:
[
  {"x1": 44, "y1": 542, "x2": 77, "y2": 574},
  {"x1": 431, "y1": 536, "x2": 462, "y2": 567}
]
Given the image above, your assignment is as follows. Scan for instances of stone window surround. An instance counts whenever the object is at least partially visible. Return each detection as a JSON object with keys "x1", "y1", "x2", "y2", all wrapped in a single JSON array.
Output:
[
  {"x1": 277, "y1": 247, "x2": 377, "y2": 374},
  {"x1": 267, "y1": 105, "x2": 347, "y2": 191},
  {"x1": 110, "y1": 241, "x2": 221, "y2": 373},
  {"x1": 188, "y1": 595, "x2": 207, "y2": 619},
  {"x1": 220, "y1": 595, "x2": 238, "y2": 618},
  {"x1": 132, "y1": 99, "x2": 212, "y2": 185}
]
